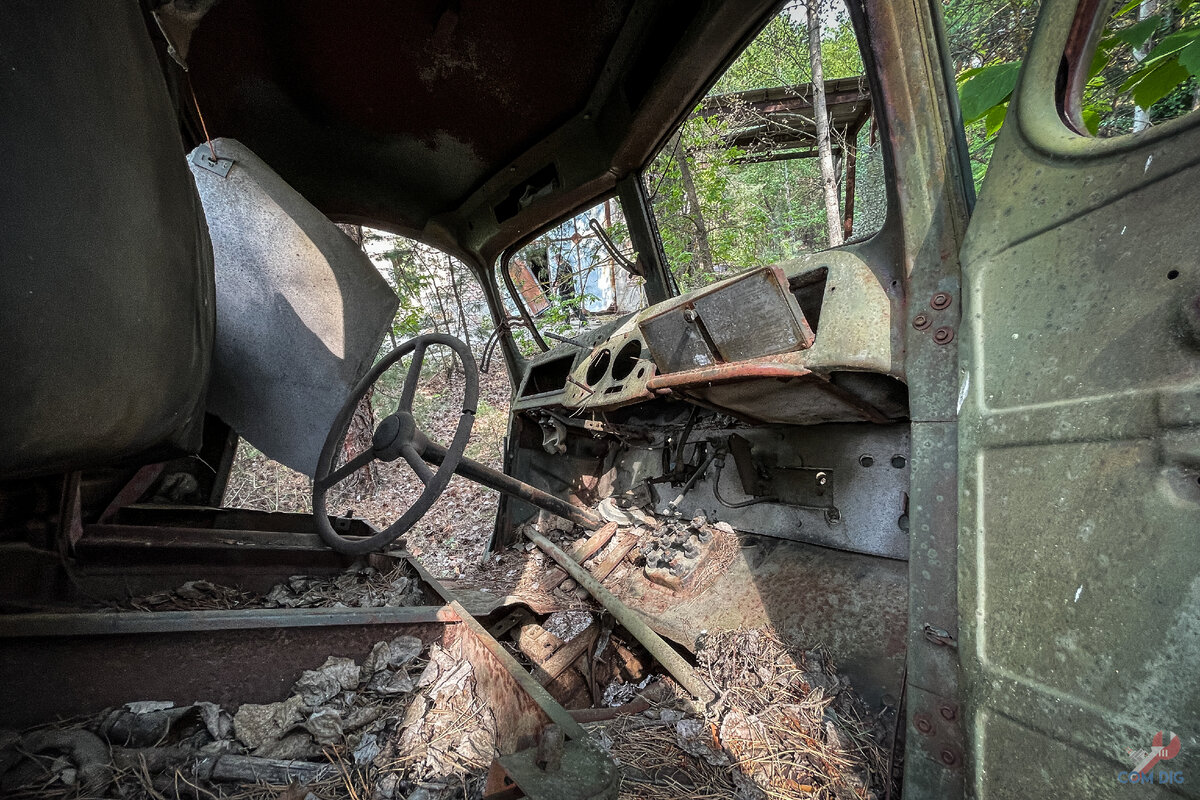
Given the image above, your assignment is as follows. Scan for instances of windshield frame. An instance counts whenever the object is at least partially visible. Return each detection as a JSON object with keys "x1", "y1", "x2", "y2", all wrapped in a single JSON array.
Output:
[{"x1": 495, "y1": 183, "x2": 674, "y2": 362}]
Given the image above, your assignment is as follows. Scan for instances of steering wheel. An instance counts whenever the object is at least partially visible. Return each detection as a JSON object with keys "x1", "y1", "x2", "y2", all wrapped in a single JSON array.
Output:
[{"x1": 313, "y1": 333, "x2": 478, "y2": 554}]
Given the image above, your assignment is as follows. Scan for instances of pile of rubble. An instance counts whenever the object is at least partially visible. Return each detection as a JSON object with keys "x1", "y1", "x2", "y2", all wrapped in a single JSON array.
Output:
[
  {"x1": 451, "y1": 511, "x2": 740, "y2": 614},
  {"x1": 639, "y1": 515, "x2": 732, "y2": 592},
  {"x1": 122, "y1": 563, "x2": 425, "y2": 612},
  {"x1": 588, "y1": 628, "x2": 890, "y2": 800},
  {"x1": 0, "y1": 636, "x2": 495, "y2": 800}
]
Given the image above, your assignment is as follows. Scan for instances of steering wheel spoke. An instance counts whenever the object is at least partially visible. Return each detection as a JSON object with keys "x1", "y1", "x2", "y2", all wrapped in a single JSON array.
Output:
[
  {"x1": 401, "y1": 444, "x2": 435, "y2": 485},
  {"x1": 315, "y1": 448, "x2": 375, "y2": 489},
  {"x1": 397, "y1": 341, "x2": 427, "y2": 412},
  {"x1": 313, "y1": 333, "x2": 478, "y2": 554}
]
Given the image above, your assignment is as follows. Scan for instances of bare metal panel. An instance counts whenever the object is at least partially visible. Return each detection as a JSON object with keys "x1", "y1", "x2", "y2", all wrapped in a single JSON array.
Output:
[
  {"x1": 629, "y1": 422, "x2": 910, "y2": 559},
  {"x1": 189, "y1": 139, "x2": 398, "y2": 476},
  {"x1": 638, "y1": 266, "x2": 813, "y2": 373}
]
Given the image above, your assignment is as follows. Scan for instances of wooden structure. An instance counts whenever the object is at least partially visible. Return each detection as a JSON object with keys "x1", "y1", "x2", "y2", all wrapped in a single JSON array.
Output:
[{"x1": 695, "y1": 76, "x2": 873, "y2": 237}]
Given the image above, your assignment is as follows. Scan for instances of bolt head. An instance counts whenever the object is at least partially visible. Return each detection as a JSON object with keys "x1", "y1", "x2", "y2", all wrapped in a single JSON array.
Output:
[{"x1": 933, "y1": 326, "x2": 955, "y2": 344}]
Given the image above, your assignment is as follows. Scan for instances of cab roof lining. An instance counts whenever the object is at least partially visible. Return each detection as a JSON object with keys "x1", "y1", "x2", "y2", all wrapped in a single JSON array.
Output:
[{"x1": 181, "y1": 0, "x2": 776, "y2": 263}]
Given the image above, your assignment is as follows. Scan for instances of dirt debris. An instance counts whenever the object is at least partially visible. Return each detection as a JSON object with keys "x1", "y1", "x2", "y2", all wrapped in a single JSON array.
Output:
[
  {"x1": 0, "y1": 636, "x2": 495, "y2": 800},
  {"x1": 588, "y1": 628, "x2": 890, "y2": 800},
  {"x1": 1, "y1": 617, "x2": 893, "y2": 800},
  {"x1": 541, "y1": 609, "x2": 594, "y2": 642},
  {"x1": 121, "y1": 562, "x2": 425, "y2": 613}
]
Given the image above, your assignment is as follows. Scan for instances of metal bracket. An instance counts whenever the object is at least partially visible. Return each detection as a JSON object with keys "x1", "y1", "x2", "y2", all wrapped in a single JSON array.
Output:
[
  {"x1": 923, "y1": 623, "x2": 957, "y2": 648},
  {"x1": 535, "y1": 413, "x2": 567, "y2": 454},
  {"x1": 728, "y1": 433, "x2": 837, "y2": 510},
  {"x1": 191, "y1": 148, "x2": 234, "y2": 178}
]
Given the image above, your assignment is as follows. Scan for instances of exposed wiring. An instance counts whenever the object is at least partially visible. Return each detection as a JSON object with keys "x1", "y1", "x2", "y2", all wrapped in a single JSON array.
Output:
[
  {"x1": 712, "y1": 450, "x2": 778, "y2": 508},
  {"x1": 186, "y1": 74, "x2": 219, "y2": 163},
  {"x1": 480, "y1": 317, "x2": 530, "y2": 373},
  {"x1": 671, "y1": 405, "x2": 699, "y2": 476},
  {"x1": 665, "y1": 446, "x2": 719, "y2": 516},
  {"x1": 542, "y1": 331, "x2": 589, "y2": 349}
]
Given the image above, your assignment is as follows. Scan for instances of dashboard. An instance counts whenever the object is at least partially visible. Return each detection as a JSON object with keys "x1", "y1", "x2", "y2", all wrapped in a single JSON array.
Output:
[{"x1": 512, "y1": 255, "x2": 907, "y2": 426}]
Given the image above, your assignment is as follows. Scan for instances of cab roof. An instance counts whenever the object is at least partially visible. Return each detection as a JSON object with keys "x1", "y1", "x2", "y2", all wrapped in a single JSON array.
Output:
[{"x1": 181, "y1": 0, "x2": 777, "y2": 263}]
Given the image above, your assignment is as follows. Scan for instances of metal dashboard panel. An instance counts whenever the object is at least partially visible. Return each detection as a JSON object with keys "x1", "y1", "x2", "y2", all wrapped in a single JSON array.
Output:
[
  {"x1": 514, "y1": 251, "x2": 901, "y2": 421},
  {"x1": 692, "y1": 266, "x2": 813, "y2": 361},
  {"x1": 638, "y1": 309, "x2": 715, "y2": 371},
  {"x1": 638, "y1": 266, "x2": 813, "y2": 373}
]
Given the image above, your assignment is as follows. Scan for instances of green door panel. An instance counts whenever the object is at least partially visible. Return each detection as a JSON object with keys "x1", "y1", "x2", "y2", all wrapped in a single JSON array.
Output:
[{"x1": 959, "y1": 0, "x2": 1200, "y2": 795}]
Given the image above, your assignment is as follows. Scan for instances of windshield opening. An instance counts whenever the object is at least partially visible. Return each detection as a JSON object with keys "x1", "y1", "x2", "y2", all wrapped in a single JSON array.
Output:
[{"x1": 499, "y1": 196, "x2": 648, "y2": 356}]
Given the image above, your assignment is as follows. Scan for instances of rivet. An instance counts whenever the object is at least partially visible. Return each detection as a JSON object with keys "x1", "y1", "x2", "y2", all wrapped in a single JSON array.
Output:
[
  {"x1": 931, "y1": 292, "x2": 953, "y2": 310},
  {"x1": 940, "y1": 748, "x2": 958, "y2": 766},
  {"x1": 939, "y1": 704, "x2": 957, "y2": 722},
  {"x1": 914, "y1": 713, "x2": 934, "y2": 735},
  {"x1": 913, "y1": 313, "x2": 932, "y2": 331},
  {"x1": 933, "y1": 326, "x2": 955, "y2": 345}
]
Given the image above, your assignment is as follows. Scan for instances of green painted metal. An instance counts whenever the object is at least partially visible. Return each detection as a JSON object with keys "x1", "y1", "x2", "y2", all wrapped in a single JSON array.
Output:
[{"x1": 958, "y1": 0, "x2": 1200, "y2": 796}]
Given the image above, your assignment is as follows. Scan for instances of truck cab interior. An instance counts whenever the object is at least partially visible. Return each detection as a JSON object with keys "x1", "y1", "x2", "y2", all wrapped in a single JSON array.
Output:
[{"x1": 2, "y1": 1, "x2": 1198, "y2": 798}]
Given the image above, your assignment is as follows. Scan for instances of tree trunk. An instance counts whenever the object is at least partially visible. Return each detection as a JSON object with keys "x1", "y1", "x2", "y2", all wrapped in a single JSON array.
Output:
[
  {"x1": 805, "y1": 0, "x2": 844, "y2": 247},
  {"x1": 335, "y1": 222, "x2": 376, "y2": 493},
  {"x1": 673, "y1": 133, "x2": 714, "y2": 275},
  {"x1": 425, "y1": 263, "x2": 459, "y2": 377},
  {"x1": 340, "y1": 384, "x2": 377, "y2": 494},
  {"x1": 335, "y1": 223, "x2": 365, "y2": 247},
  {"x1": 1133, "y1": 0, "x2": 1160, "y2": 132},
  {"x1": 446, "y1": 254, "x2": 473, "y2": 352}
]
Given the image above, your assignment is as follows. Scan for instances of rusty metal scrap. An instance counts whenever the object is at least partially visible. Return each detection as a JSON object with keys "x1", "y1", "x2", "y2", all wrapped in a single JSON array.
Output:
[
  {"x1": 640, "y1": 515, "x2": 722, "y2": 592},
  {"x1": 523, "y1": 527, "x2": 714, "y2": 703}
]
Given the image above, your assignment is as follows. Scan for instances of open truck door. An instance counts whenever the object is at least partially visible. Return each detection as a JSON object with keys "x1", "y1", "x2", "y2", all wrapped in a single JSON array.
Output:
[{"x1": 956, "y1": 0, "x2": 1200, "y2": 794}]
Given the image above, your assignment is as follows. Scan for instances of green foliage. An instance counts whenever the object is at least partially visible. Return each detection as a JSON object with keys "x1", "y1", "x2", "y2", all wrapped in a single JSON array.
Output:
[
  {"x1": 1113, "y1": 15, "x2": 1163, "y2": 48},
  {"x1": 646, "y1": 1, "x2": 879, "y2": 291},
  {"x1": 1124, "y1": 55, "x2": 1191, "y2": 107},
  {"x1": 538, "y1": 292, "x2": 600, "y2": 336},
  {"x1": 379, "y1": 244, "x2": 434, "y2": 341},
  {"x1": 1113, "y1": 21, "x2": 1200, "y2": 107},
  {"x1": 983, "y1": 102, "x2": 1009, "y2": 136},
  {"x1": 958, "y1": 62, "x2": 1022, "y2": 122},
  {"x1": 713, "y1": 4, "x2": 864, "y2": 93},
  {"x1": 957, "y1": 0, "x2": 1200, "y2": 159}
]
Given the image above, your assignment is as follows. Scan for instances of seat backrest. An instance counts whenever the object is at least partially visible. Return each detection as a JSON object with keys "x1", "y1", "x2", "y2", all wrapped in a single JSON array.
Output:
[{"x1": 0, "y1": 0, "x2": 216, "y2": 479}]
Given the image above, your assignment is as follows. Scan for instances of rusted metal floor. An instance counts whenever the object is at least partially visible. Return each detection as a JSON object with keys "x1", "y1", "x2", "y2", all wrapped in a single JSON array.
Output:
[
  {"x1": 0, "y1": 519, "x2": 622, "y2": 799},
  {"x1": 624, "y1": 536, "x2": 907, "y2": 707},
  {"x1": 450, "y1": 528, "x2": 907, "y2": 707}
]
